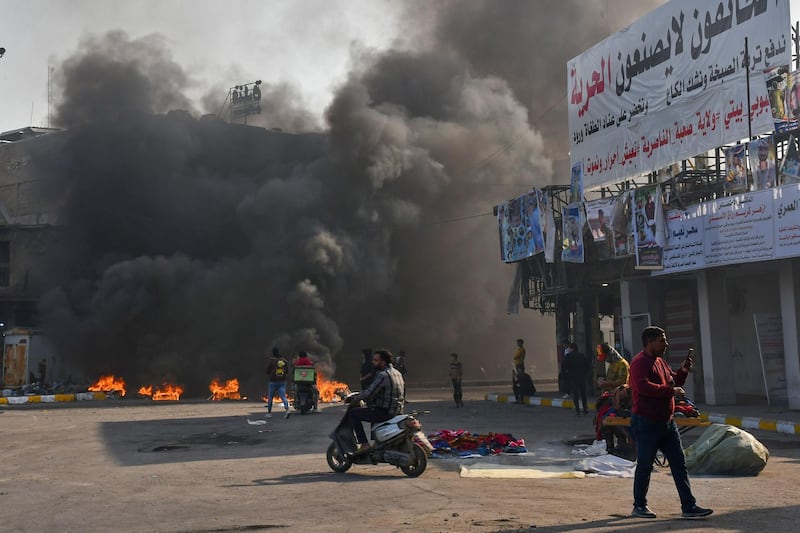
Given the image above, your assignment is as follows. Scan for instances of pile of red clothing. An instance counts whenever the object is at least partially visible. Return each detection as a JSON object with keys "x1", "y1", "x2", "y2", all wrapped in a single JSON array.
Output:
[{"x1": 427, "y1": 429, "x2": 527, "y2": 456}]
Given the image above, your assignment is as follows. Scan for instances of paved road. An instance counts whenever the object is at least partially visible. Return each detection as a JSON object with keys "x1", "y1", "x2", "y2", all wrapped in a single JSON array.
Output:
[{"x1": 2, "y1": 387, "x2": 798, "y2": 532}]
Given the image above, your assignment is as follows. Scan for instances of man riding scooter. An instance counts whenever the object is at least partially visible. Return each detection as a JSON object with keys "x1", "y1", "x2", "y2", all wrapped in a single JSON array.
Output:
[
  {"x1": 348, "y1": 349, "x2": 405, "y2": 454},
  {"x1": 293, "y1": 351, "x2": 319, "y2": 413}
]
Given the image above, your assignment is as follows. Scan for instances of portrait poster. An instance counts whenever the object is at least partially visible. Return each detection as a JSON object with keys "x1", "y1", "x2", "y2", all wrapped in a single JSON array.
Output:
[
  {"x1": 748, "y1": 136, "x2": 776, "y2": 190},
  {"x1": 584, "y1": 197, "x2": 616, "y2": 243},
  {"x1": 779, "y1": 135, "x2": 800, "y2": 184},
  {"x1": 561, "y1": 203, "x2": 585, "y2": 263},
  {"x1": 497, "y1": 190, "x2": 544, "y2": 263},
  {"x1": 724, "y1": 144, "x2": 749, "y2": 194},
  {"x1": 766, "y1": 65, "x2": 796, "y2": 133},
  {"x1": 611, "y1": 193, "x2": 632, "y2": 257},
  {"x1": 570, "y1": 161, "x2": 584, "y2": 203},
  {"x1": 537, "y1": 189, "x2": 557, "y2": 263},
  {"x1": 632, "y1": 184, "x2": 665, "y2": 269}
]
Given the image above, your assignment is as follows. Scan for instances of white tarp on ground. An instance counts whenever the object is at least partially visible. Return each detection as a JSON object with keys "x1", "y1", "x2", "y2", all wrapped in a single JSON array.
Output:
[
  {"x1": 460, "y1": 464, "x2": 586, "y2": 479},
  {"x1": 576, "y1": 454, "x2": 637, "y2": 478}
]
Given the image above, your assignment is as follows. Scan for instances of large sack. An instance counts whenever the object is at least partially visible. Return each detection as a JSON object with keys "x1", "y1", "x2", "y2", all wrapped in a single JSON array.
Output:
[{"x1": 684, "y1": 423, "x2": 769, "y2": 475}]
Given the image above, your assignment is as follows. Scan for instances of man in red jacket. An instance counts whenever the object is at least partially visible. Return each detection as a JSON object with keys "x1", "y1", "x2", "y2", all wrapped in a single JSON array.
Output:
[{"x1": 629, "y1": 326, "x2": 712, "y2": 520}]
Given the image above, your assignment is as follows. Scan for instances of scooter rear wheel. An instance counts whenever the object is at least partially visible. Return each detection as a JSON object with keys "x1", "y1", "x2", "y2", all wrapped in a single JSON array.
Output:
[
  {"x1": 326, "y1": 442, "x2": 352, "y2": 473},
  {"x1": 400, "y1": 443, "x2": 427, "y2": 477}
]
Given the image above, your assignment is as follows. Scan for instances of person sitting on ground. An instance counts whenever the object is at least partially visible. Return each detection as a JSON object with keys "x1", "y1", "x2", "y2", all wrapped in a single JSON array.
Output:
[
  {"x1": 347, "y1": 349, "x2": 405, "y2": 453},
  {"x1": 597, "y1": 343, "x2": 630, "y2": 393}
]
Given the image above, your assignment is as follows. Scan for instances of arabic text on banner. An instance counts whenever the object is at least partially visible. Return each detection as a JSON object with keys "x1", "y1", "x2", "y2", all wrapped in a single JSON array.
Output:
[
  {"x1": 704, "y1": 188, "x2": 774, "y2": 266},
  {"x1": 774, "y1": 184, "x2": 800, "y2": 258},
  {"x1": 567, "y1": 0, "x2": 790, "y2": 189},
  {"x1": 658, "y1": 205, "x2": 706, "y2": 274}
]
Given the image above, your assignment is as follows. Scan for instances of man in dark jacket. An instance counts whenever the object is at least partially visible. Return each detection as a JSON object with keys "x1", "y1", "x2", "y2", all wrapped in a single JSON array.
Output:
[
  {"x1": 348, "y1": 349, "x2": 405, "y2": 453},
  {"x1": 562, "y1": 342, "x2": 590, "y2": 415}
]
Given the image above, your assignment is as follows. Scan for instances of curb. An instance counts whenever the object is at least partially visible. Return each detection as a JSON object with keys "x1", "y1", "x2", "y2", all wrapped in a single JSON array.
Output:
[
  {"x1": 485, "y1": 393, "x2": 800, "y2": 436},
  {"x1": 0, "y1": 392, "x2": 108, "y2": 405}
]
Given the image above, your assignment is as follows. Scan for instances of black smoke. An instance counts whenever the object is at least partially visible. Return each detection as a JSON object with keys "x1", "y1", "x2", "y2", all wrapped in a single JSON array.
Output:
[{"x1": 34, "y1": 2, "x2": 660, "y2": 396}]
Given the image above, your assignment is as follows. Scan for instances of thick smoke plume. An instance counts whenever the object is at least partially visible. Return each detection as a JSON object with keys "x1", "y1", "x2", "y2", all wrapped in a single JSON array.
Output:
[{"x1": 34, "y1": 1, "x2": 660, "y2": 396}]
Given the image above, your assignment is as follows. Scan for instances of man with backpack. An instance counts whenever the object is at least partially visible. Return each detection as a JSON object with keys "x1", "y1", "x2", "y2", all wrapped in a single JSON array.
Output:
[{"x1": 266, "y1": 346, "x2": 291, "y2": 419}]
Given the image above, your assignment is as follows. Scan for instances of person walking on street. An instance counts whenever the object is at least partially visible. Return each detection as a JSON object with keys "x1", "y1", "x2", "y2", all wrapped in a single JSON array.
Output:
[
  {"x1": 449, "y1": 352, "x2": 464, "y2": 407},
  {"x1": 395, "y1": 349, "x2": 408, "y2": 400},
  {"x1": 629, "y1": 326, "x2": 713, "y2": 520},
  {"x1": 266, "y1": 347, "x2": 291, "y2": 419},
  {"x1": 562, "y1": 342, "x2": 590, "y2": 415}
]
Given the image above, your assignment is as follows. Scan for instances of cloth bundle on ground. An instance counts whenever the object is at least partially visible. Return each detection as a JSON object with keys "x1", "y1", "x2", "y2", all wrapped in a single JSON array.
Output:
[
  {"x1": 512, "y1": 371, "x2": 536, "y2": 398},
  {"x1": 428, "y1": 429, "x2": 527, "y2": 456},
  {"x1": 684, "y1": 423, "x2": 769, "y2": 475}
]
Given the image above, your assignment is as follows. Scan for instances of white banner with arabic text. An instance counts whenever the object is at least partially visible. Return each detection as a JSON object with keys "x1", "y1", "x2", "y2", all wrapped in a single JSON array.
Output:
[{"x1": 568, "y1": 0, "x2": 790, "y2": 189}]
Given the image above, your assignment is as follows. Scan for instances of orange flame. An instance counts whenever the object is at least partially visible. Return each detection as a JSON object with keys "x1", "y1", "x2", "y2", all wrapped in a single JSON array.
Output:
[
  {"x1": 316, "y1": 372, "x2": 351, "y2": 402},
  {"x1": 209, "y1": 378, "x2": 242, "y2": 400},
  {"x1": 88, "y1": 375, "x2": 127, "y2": 396},
  {"x1": 138, "y1": 383, "x2": 184, "y2": 401}
]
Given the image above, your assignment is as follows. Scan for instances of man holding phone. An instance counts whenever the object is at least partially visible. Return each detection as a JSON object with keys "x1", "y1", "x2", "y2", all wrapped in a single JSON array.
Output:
[{"x1": 629, "y1": 326, "x2": 713, "y2": 520}]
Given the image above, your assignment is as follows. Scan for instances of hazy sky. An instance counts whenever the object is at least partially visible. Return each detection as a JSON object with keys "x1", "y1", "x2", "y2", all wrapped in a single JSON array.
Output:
[
  {"x1": 3, "y1": 1, "x2": 799, "y2": 133},
  {"x1": 0, "y1": 0, "x2": 402, "y2": 133}
]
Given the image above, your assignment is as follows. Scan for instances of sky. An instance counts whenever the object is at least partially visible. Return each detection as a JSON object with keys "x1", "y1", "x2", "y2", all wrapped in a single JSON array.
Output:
[
  {"x1": 0, "y1": 0, "x2": 403, "y2": 133},
  {"x1": 2, "y1": 0, "x2": 797, "y2": 391},
  {"x1": 4, "y1": 0, "x2": 800, "y2": 134}
]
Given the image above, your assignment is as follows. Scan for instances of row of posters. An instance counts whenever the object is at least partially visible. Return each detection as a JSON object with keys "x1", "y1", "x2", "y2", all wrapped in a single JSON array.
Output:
[{"x1": 498, "y1": 185, "x2": 666, "y2": 268}]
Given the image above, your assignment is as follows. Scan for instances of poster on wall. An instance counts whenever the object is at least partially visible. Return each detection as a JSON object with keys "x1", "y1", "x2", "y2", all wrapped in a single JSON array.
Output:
[
  {"x1": 779, "y1": 135, "x2": 800, "y2": 184},
  {"x1": 766, "y1": 65, "x2": 797, "y2": 133},
  {"x1": 704, "y1": 189, "x2": 774, "y2": 266},
  {"x1": 584, "y1": 197, "x2": 616, "y2": 243},
  {"x1": 570, "y1": 162, "x2": 583, "y2": 203},
  {"x1": 561, "y1": 203, "x2": 585, "y2": 263},
  {"x1": 632, "y1": 184, "x2": 665, "y2": 269},
  {"x1": 611, "y1": 193, "x2": 632, "y2": 257},
  {"x1": 748, "y1": 136, "x2": 777, "y2": 190},
  {"x1": 537, "y1": 189, "x2": 556, "y2": 263},
  {"x1": 724, "y1": 144, "x2": 749, "y2": 194},
  {"x1": 497, "y1": 190, "x2": 545, "y2": 263},
  {"x1": 753, "y1": 313, "x2": 788, "y2": 406},
  {"x1": 774, "y1": 183, "x2": 800, "y2": 257},
  {"x1": 657, "y1": 205, "x2": 706, "y2": 274}
]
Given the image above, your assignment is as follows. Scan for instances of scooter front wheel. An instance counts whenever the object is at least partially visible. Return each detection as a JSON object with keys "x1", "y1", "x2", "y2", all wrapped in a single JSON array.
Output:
[
  {"x1": 400, "y1": 443, "x2": 427, "y2": 477},
  {"x1": 326, "y1": 442, "x2": 352, "y2": 473}
]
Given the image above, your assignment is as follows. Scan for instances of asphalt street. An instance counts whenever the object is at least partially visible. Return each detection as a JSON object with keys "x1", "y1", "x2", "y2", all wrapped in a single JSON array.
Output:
[{"x1": 2, "y1": 386, "x2": 798, "y2": 532}]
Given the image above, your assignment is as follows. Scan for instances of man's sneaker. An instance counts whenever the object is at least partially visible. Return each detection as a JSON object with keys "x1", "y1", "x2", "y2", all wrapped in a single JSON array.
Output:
[
  {"x1": 631, "y1": 505, "x2": 657, "y2": 518},
  {"x1": 284, "y1": 409, "x2": 291, "y2": 419},
  {"x1": 682, "y1": 505, "x2": 713, "y2": 518},
  {"x1": 264, "y1": 413, "x2": 273, "y2": 419}
]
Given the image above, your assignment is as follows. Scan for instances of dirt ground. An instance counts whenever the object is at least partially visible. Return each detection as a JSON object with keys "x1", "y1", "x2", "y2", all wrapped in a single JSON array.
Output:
[{"x1": 1, "y1": 386, "x2": 798, "y2": 533}]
